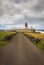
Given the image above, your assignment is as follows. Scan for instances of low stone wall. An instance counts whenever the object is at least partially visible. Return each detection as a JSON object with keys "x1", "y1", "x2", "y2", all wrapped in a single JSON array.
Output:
[
  {"x1": 24, "y1": 34, "x2": 41, "y2": 44},
  {"x1": 0, "y1": 33, "x2": 16, "y2": 41}
]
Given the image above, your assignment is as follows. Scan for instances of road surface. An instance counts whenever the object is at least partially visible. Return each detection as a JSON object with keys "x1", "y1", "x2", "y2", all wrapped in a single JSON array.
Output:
[{"x1": 0, "y1": 33, "x2": 44, "y2": 65}]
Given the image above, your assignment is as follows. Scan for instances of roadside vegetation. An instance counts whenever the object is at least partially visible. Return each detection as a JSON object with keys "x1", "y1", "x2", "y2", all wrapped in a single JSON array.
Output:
[
  {"x1": 0, "y1": 31, "x2": 16, "y2": 48},
  {"x1": 24, "y1": 32, "x2": 44, "y2": 51}
]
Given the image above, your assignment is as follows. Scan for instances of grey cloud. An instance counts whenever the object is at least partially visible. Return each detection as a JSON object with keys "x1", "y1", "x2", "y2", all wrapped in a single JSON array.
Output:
[
  {"x1": 0, "y1": 0, "x2": 23, "y2": 16},
  {"x1": 0, "y1": 0, "x2": 3, "y2": 16},
  {"x1": 0, "y1": 2, "x2": 15, "y2": 16},
  {"x1": 0, "y1": 0, "x2": 44, "y2": 17},
  {"x1": 33, "y1": 0, "x2": 44, "y2": 12},
  {"x1": 0, "y1": 0, "x2": 44, "y2": 30},
  {"x1": 10, "y1": 0, "x2": 31, "y2": 3},
  {"x1": 0, "y1": 8, "x2": 4, "y2": 16}
]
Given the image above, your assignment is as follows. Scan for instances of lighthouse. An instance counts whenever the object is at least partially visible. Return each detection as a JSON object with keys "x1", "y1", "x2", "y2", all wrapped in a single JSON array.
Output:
[{"x1": 25, "y1": 22, "x2": 28, "y2": 32}]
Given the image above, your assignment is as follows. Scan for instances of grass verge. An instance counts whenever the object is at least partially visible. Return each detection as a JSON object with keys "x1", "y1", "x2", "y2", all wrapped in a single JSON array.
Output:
[
  {"x1": 0, "y1": 31, "x2": 16, "y2": 48},
  {"x1": 23, "y1": 33, "x2": 44, "y2": 51}
]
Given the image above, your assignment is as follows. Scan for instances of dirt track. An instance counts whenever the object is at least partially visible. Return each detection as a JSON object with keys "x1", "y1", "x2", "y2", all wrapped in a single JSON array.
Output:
[{"x1": 0, "y1": 32, "x2": 44, "y2": 65}]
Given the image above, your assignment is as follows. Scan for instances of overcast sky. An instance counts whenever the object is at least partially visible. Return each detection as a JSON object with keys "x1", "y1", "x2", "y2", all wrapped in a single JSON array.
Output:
[{"x1": 0, "y1": 0, "x2": 44, "y2": 30}]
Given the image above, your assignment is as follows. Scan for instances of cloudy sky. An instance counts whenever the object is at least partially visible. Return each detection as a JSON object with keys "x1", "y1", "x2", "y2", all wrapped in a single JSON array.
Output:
[{"x1": 0, "y1": 0, "x2": 44, "y2": 30}]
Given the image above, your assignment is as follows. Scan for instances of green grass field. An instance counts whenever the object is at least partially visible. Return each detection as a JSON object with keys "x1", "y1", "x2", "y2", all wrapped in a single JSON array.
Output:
[
  {"x1": 0, "y1": 31, "x2": 16, "y2": 38},
  {"x1": 0, "y1": 31, "x2": 16, "y2": 48},
  {"x1": 24, "y1": 32, "x2": 44, "y2": 51}
]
